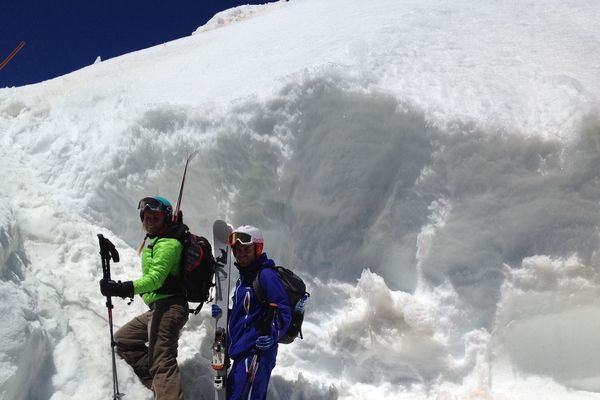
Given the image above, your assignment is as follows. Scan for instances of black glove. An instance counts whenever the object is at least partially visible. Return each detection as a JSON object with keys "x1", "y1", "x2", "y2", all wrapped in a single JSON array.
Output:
[{"x1": 100, "y1": 279, "x2": 134, "y2": 299}]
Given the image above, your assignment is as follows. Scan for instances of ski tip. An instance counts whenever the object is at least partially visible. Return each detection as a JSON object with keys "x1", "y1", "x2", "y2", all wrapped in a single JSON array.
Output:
[{"x1": 213, "y1": 220, "x2": 233, "y2": 233}]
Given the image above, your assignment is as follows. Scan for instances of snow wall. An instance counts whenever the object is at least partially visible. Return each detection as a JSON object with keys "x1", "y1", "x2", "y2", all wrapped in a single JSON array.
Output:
[{"x1": 1, "y1": 0, "x2": 600, "y2": 399}]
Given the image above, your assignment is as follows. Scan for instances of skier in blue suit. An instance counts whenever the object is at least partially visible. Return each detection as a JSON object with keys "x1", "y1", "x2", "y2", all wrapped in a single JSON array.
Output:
[{"x1": 212, "y1": 225, "x2": 291, "y2": 400}]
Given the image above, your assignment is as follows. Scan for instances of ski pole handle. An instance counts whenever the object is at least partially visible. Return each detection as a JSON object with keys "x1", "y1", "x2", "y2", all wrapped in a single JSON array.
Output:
[
  {"x1": 257, "y1": 303, "x2": 278, "y2": 336},
  {"x1": 98, "y1": 234, "x2": 121, "y2": 309},
  {"x1": 98, "y1": 234, "x2": 120, "y2": 280}
]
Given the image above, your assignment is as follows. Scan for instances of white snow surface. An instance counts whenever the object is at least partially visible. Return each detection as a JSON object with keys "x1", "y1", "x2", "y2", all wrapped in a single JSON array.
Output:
[{"x1": 1, "y1": 0, "x2": 600, "y2": 399}]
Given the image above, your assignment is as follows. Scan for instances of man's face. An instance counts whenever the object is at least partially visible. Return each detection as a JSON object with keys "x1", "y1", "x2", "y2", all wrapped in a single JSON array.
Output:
[{"x1": 232, "y1": 243, "x2": 256, "y2": 267}]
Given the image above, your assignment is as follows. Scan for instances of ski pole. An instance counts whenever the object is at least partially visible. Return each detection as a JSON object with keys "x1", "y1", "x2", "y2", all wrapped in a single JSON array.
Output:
[
  {"x1": 0, "y1": 40, "x2": 25, "y2": 71},
  {"x1": 98, "y1": 234, "x2": 125, "y2": 400},
  {"x1": 239, "y1": 303, "x2": 278, "y2": 400},
  {"x1": 172, "y1": 151, "x2": 197, "y2": 224}
]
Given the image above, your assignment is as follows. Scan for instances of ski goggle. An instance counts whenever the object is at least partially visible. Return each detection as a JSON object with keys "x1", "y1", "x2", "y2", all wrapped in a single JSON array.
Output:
[
  {"x1": 138, "y1": 197, "x2": 165, "y2": 212},
  {"x1": 137, "y1": 197, "x2": 173, "y2": 217},
  {"x1": 137, "y1": 197, "x2": 173, "y2": 223},
  {"x1": 228, "y1": 232, "x2": 253, "y2": 246}
]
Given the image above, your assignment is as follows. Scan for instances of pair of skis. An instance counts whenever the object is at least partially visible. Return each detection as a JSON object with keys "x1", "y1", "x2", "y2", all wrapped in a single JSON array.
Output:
[{"x1": 211, "y1": 220, "x2": 232, "y2": 400}]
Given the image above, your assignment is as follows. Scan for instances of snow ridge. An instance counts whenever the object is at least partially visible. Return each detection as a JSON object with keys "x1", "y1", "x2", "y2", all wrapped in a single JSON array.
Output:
[{"x1": 193, "y1": 1, "x2": 289, "y2": 34}]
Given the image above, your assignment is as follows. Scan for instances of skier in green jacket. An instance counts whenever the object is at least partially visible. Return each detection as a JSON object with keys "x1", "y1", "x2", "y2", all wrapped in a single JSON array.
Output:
[{"x1": 100, "y1": 196, "x2": 188, "y2": 400}]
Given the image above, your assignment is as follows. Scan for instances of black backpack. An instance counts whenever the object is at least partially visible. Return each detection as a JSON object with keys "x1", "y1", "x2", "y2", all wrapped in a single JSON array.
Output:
[
  {"x1": 253, "y1": 266, "x2": 309, "y2": 344},
  {"x1": 157, "y1": 223, "x2": 215, "y2": 314}
]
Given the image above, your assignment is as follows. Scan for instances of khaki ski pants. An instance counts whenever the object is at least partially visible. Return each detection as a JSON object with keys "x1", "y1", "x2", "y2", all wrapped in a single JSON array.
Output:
[{"x1": 115, "y1": 296, "x2": 188, "y2": 400}]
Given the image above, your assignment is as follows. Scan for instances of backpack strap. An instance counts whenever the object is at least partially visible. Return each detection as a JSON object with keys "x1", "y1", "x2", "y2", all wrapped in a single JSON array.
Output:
[
  {"x1": 252, "y1": 266, "x2": 289, "y2": 334},
  {"x1": 251, "y1": 267, "x2": 270, "y2": 304},
  {"x1": 159, "y1": 223, "x2": 189, "y2": 243},
  {"x1": 252, "y1": 264, "x2": 283, "y2": 303},
  {"x1": 191, "y1": 302, "x2": 204, "y2": 315}
]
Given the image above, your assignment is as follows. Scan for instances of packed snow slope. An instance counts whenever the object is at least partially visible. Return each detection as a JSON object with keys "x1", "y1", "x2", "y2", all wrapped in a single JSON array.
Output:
[{"x1": 2, "y1": 0, "x2": 600, "y2": 399}]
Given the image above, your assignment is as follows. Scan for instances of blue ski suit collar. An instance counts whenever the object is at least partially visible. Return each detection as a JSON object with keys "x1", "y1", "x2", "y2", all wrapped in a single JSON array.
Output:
[{"x1": 235, "y1": 253, "x2": 275, "y2": 281}]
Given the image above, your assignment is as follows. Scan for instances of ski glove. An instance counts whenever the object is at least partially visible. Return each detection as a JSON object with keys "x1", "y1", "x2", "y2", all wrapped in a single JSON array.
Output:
[
  {"x1": 211, "y1": 304, "x2": 222, "y2": 318},
  {"x1": 100, "y1": 279, "x2": 134, "y2": 299},
  {"x1": 256, "y1": 335, "x2": 274, "y2": 350}
]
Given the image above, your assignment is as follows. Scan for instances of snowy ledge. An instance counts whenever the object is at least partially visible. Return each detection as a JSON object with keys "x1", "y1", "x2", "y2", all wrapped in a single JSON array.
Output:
[{"x1": 193, "y1": 1, "x2": 289, "y2": 34}]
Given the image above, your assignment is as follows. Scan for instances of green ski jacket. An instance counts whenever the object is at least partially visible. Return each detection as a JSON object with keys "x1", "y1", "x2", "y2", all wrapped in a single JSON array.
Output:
[{"x1": 134, "y1": 236, "x2": 183, "y2": 305}]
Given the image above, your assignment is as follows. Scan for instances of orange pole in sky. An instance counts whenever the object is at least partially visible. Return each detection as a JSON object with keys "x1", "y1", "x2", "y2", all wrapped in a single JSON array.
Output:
[{"x1": 0, "y1": 40, "x2": 26, "y2": 71}]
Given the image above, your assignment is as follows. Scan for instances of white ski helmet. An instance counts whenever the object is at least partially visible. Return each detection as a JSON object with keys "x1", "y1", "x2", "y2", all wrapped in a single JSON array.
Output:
[{"x1": 229, "y1": 225, "x2": 264, "y2": 256}]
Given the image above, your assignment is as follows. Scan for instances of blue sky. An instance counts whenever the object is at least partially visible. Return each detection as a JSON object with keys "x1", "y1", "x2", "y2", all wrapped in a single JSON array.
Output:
[{"x1": 0, "y1": 1, "x2": 277, "y2": 88}]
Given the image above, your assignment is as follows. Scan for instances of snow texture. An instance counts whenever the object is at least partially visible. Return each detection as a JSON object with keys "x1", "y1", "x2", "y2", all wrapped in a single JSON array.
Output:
[{"x1": 1, "y1": 0, "x2": 600, "y2": 399}]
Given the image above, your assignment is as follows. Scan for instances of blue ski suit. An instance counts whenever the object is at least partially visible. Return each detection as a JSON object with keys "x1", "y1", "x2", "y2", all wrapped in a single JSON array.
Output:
[{"x1": 227, "y1": 253, "x2": 291, "y2": 400}]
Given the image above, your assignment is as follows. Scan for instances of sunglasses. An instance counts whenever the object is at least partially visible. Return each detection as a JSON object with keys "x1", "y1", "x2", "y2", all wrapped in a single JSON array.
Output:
[{"x1": 228, "y1": 232, "x2": 253, "y2": 246}]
